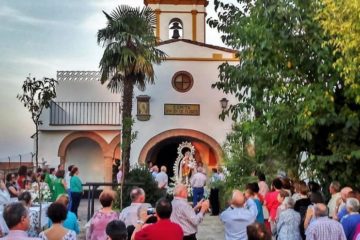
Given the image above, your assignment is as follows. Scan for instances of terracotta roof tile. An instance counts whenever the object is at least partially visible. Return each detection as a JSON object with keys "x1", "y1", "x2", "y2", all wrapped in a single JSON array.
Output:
[{"x1": 157, "y1": 39, "x2": 238, "y2": 53}]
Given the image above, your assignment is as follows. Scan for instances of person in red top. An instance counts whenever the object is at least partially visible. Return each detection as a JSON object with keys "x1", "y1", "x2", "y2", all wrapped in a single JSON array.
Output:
[
  {"x1": 134, "y1": 198, "x2": 183, "y2": 240},
  {"x1": 17, "y1": 165, "x2": 28, "y2": 189},
  {"x1": 264, "y1": 178, "x2": 282, "y2": 235}
]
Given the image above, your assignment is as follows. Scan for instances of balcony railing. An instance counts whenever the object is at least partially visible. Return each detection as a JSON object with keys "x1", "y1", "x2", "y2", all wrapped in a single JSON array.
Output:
[{"x1": 50, "y1": 101, "x2": 121, "y2": 125}]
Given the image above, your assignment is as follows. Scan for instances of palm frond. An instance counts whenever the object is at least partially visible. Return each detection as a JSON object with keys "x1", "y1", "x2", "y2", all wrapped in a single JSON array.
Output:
[
  {"x1": 107, "y1": 73, "x2": 125, "y2": 93},
  {"x1": 97, "y1": 5, "x2": 166, "y2": 93}
]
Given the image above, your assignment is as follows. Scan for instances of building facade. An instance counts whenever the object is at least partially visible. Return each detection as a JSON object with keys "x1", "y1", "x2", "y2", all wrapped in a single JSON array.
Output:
[{"x1": 37, "y1": 0, "x2": 239, "y2": 183}]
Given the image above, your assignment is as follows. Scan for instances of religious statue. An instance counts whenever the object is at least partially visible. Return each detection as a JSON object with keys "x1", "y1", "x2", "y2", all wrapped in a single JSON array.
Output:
[
  {"x1": 181, "y1": 151, "x2": 192, "y2": 179},
  {"x1": 173, "y1": 142, "x2": 196, "y2": 186}
]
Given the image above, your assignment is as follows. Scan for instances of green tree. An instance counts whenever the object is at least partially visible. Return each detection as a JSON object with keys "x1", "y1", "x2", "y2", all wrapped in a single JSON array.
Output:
[
  {"x1": 17, "y1": 76, "x2": 57, "y2": 168},
  {"x1": 114, "y1": 166, "x2": 163, "y2": 209},
  {"x1": 97, "y1": 6, "x2": 165, "y2": 175},
  {"x1": 209, "y1": 0, "x2": 360, "y2": 187},
  {"x1": 317, "y1": 0, "x2": 360, "y2": 103}
]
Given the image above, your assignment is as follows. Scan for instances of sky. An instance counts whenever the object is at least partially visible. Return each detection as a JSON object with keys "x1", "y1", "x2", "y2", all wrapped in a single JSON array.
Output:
[{"x1": 0, "y1": 0, "x2": 231, "y2": 160}]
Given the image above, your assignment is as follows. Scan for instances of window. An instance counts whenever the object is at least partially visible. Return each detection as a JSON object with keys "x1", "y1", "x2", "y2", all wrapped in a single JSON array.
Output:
[{"x1": 172, "y1": 71, "x2": 194, "y2": 92}]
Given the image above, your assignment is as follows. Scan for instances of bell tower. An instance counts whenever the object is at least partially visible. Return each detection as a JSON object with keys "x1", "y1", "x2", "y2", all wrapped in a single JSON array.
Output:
[{"x1": 144, "y1": 0, "x2": 208, "y2": 43}]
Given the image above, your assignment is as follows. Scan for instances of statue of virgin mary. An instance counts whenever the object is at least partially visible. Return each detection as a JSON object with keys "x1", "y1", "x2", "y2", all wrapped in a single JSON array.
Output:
[{"x1": 173, "y1": 142, "x2": 196, "y2": 185}]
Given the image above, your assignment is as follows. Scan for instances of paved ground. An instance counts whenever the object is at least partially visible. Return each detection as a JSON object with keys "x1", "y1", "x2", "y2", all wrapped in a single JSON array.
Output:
[
  {"x1": 76, "y1": 199, "x2": 224, "y2": 240},
  {"x1": 197, "y1": 215, "x2": 224, "y2": 240}
]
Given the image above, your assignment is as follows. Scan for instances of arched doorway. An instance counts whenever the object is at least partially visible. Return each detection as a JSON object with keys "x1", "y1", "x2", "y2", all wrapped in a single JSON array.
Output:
[
  {"x1": 66, "y1": 138, "x2": 104, "y2": 183},
  {"x1": 147, "y1": 137, "x2": 188, "y2": 178},
  {"x1": 139, "y1": 129, "x2": 223, "y2": 177},
  {"x1": 58, "y1": 131, "x2": 120, "y2": 183}
]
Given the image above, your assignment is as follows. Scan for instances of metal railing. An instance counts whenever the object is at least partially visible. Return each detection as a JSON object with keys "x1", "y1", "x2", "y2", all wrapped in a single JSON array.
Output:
[
  {"x1": 50, "y1": 101, "x2": 121, "y2": 125},
  {"x1": 0, "y1": 152, "x2": 34, "y2": 175}
]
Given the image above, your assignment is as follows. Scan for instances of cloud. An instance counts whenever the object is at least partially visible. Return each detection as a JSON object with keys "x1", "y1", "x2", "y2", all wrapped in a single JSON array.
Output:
[
  {"x1": 0, "y1": 5, "x2": 60, "y2": 26},
  {"x1": 81, "y1": 12, "x2": 108, "y2": 33},
  {"x1": 81, "y1": 0, "x2": 146, "y2": 32},
  {"x1": 13, "y1": 57, "x2": 57, "y2": 69},
  {"x1": 88, "y1": 0, "x2": 143, "y2": 9},
  {"x1": 2, "y1": 55, "x2": 100, "y2": 79}
]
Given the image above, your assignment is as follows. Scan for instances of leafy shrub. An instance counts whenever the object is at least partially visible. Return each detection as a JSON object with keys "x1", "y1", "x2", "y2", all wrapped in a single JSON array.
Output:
[{"x1": 113, "y1": 166, "x2": 163, "y2": 209}]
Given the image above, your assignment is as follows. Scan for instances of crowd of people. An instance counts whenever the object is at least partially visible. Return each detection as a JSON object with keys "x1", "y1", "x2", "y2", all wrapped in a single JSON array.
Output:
[
  {"x1": 0, "y1": 164, "x2": 83, "y2": 239},
  {"x1": 1, "y1": 163, "x2": 360, "y2": 240},
  {"x1": 218, "y1": 173, "x2": 360, "y2": 240}
]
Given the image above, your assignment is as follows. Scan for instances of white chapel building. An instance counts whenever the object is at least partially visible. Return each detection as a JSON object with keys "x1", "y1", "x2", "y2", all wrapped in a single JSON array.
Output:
[{"x1": 37, "y1": 0, "x2": 239, "y2": 183}]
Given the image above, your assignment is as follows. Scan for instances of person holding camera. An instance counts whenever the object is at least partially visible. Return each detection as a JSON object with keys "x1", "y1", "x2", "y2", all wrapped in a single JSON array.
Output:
[
  {"x1": 119, "y1": 187, "x2": 151, "y2": 228},
  {"x1": 171, "y1": 184, "x2": 210, "y2": 240},
  {"x1": 132, "y1": 198, "x2": 183, "y2": 240}
]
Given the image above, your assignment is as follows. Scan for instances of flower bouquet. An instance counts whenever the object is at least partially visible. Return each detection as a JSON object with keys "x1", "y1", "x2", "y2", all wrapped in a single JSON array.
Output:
[{"x1": 31, "y1": 182, "x2": 52, "y2": 203}]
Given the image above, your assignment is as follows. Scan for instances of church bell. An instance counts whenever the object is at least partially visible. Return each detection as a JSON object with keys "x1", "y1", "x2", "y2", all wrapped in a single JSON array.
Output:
[{"x1": 170, "y1": 22, "x2": 182, "y2": 39}]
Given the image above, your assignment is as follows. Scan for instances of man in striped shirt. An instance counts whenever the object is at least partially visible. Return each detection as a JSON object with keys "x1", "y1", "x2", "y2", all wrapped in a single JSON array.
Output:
[
  {"x1": 170, "y1": 184, "x2": 209, "y2": 240},
  {"x1": 306, "y1": 203, "x2": 346, "y2": 240}
]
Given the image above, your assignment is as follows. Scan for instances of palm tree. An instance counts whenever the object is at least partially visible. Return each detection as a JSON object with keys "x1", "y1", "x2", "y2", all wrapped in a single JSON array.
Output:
[{"x1": 97, "y1": 5, "x2": 165, "y2": 175}]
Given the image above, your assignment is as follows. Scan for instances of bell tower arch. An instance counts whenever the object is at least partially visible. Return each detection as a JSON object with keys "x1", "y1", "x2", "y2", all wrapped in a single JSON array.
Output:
[{"x1": 144, "y1": 0, "x2": 208, "y2": 42}]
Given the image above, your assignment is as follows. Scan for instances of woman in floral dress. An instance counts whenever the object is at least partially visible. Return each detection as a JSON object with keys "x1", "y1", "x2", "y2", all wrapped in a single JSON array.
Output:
[
  {"x1": 277, "y1": 197, "x2": 301, "y2": 240},
  {"x1": 88, "y1": 190, "x2": 118, "y2": 240}
]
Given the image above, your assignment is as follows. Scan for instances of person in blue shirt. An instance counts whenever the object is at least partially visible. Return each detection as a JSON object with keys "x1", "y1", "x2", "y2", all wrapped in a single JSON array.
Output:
[
  {"x1": 220, "y1": 189, "x2": 258, "y2": 240},
  {"x1": 245, "y1": 183, "x2": 264, "y2": 223},
  {"x1": 341, "y1": 198, "x2": 360, "y2": 240},
  {"x1": 48, "y1": 194, "x2": 79, "y2": 234}
]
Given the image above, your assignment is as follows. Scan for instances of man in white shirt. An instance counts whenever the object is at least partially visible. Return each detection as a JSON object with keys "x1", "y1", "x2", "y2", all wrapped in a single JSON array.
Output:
[
  {"x1": 327, "y1": 181, "x2": 341, "y2": 217},
  {"x1": 155, "y1": 166, "x2": 168, "y2": 197},
  {"x1": 333, "y1": 186, "x2": 353, "y2": 220},
  {"x1": 190, "y1": 167, "x2": 207, "y2": 207},
  {"x1": 119, "y1": 187, "x2": 151, "y2": 227},
  {"x1": 155, "y1": 166, "x2": 168, "y2": 189},
  {"x1": 171, "y1": 184, "x2": 209, "y2": 240}
]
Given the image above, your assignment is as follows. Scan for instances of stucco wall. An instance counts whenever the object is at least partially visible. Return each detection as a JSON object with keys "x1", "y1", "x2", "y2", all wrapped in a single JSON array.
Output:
[
  {"x1": 130, "y1": 57, "x2": 237, "y2": 166},
  {"x1": 159, "y1": 41, "x2": 235, "y2": 58}
]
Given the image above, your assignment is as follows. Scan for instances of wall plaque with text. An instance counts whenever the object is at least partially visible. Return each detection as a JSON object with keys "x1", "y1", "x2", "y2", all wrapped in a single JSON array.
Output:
[{"x1": 164, "y1": 104, "x2": 200, "y2": 116}]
